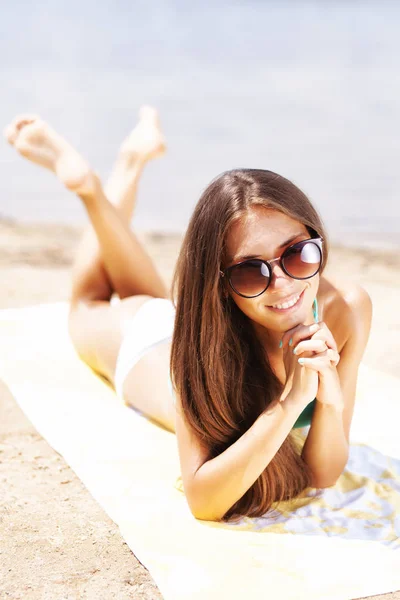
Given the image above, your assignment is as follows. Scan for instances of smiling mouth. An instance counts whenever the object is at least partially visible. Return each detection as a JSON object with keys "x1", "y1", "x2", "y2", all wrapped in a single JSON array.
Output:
[{"x1": 267, "y1": 289, "x2": 305, "y2": 312}]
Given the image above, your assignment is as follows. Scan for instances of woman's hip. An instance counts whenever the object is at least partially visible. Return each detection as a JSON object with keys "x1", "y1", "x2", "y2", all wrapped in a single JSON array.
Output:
[{"x1": 114, "y1": 297, "x2": 176, "y2": 424}]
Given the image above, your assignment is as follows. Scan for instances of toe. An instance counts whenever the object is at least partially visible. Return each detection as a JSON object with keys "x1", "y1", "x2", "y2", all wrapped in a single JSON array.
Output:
[
  {"x1": 16, "y1": 120, "x2": 49, "y2": 148},
  {"x1": 11, "y1": 114, "x2": 40, "y2": 134},
  {"x1": 4, "y1": 114, "x2": 40, "y2": 145},
  {"x1": 14, "y1": 114, "x2": 40, "y2": 130},
  {"x1": 14, "y1": 120, "x2": 46, "y2": 155},
  {"x1": 3, "y1": 124, "x2": 17, "y2": 145},
  {"x1": 139, "y1": 105, "x2": 158, "y2": 122}
]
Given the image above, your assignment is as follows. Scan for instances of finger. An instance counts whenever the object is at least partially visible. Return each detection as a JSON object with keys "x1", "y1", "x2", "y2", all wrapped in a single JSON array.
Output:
[
  {"x1": 326, "y1": 348, "x2": 341, "y2": 365},
  {"x1": 297, "y1": 355, "x2": 332, "y2": 371},
  {"x1": 280, "y1": 322, "x2": 320, "y2": 349},
  {"x1": 293, "y1": 339, "x2": 328, "y2": 356},
  {"x1": 281, "y1": 321, "x2": 339, "y2": 352},
  {"x1": 310, "y1": 323, "x2": 338, "y2": 352}
]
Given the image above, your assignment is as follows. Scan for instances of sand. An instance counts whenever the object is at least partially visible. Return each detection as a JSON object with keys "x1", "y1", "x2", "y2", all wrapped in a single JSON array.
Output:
[{"x1": 1, "y1": 217, "x2": 399, "y2": 599}]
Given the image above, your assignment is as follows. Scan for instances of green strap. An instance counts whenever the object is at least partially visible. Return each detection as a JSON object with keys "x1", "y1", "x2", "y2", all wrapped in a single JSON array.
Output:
[
  {"x1": 292, "y1": 296, "x2": 320, "y2": 429},
  {"x1": 312, "y1": 297, "x2": 319, "y2": 323}
]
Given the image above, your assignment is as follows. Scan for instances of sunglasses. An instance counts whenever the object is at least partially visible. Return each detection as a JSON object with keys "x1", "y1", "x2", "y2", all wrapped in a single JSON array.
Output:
[{"x1": 220, "y1": 237, "x2": 323, "y2": 298}]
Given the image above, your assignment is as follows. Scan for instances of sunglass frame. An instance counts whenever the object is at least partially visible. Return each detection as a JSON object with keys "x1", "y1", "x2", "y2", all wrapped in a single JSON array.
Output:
[{"x1": 220, "y1": 237, "x2": 324, "y2": 299}]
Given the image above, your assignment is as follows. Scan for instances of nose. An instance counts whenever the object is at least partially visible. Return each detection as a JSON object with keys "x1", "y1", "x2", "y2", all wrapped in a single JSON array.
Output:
[{"x1": 268, "y1": 262, "x2": 293, "y2": 290}]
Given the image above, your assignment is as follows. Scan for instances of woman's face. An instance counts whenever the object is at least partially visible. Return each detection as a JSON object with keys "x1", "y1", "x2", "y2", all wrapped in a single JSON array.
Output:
[{"x1": 223, "y1": 206, "x2": 320, "y2": 341}]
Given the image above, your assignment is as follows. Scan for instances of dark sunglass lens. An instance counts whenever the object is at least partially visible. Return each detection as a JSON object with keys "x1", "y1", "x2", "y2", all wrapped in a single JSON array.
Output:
[
  {"x1": 283, "y1": 241, "x2": 321, "y2": 278},
  {"x1": 230, "y1": 260, "x2": 270, "y2": 296}
]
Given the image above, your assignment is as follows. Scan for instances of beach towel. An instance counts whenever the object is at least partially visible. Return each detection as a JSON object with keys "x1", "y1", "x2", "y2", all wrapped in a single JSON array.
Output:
[{"x1": 0, "y1": 301, "x2": 399, "y2": 600}]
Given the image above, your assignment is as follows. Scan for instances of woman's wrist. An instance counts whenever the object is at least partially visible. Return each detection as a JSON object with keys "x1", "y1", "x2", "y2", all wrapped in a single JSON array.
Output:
[
  {"x1": 280, "y1": 392, "x2": 311, "y2": 420},
  {"x1": 315, "y1": 399, "x2": 344, "y2": 414}
]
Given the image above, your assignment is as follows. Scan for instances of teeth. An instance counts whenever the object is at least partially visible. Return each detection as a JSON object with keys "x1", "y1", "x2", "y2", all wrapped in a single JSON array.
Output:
[{"x1": 272, "y1": 293, "x2": 301, "y2": 310}]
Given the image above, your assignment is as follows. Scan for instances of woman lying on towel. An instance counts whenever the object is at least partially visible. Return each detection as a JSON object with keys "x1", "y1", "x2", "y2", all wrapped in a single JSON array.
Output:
[{"x1": 4, "y1": 108, "x2": 372, "y2": 522}]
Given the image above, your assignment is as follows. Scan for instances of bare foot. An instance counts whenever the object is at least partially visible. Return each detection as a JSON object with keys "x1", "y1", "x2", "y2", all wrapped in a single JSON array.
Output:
[
  {"x1": 4, "y1": 115, "x2": 95, "y2": 195},
  {"x1": 119, "y1": 105, "x2": 166, "y2": 164}
]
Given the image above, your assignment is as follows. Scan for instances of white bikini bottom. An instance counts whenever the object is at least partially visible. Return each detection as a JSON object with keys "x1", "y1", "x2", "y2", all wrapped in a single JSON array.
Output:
[{"x1": 114, "y1": 297, "x2": 176, "y2": 403}]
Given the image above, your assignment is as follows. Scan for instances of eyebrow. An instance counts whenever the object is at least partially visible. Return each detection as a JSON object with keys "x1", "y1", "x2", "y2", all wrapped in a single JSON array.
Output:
[{"x1": 230, "y1": 232, "x2": 307, "y2": 264}]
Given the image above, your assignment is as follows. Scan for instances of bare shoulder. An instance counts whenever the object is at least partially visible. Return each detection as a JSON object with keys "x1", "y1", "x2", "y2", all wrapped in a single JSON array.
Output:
[{"x1": 319, "y1": 275, "x2": 373, "y2": 352}]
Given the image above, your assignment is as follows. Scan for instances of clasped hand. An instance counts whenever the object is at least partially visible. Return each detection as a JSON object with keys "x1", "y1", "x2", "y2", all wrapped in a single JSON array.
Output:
[{"x1": 279, "y1": 321, "x2": 344, "y2": 411}]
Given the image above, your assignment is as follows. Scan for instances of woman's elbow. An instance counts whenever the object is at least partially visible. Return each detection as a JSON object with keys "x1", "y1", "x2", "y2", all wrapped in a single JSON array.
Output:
[
  {"x1": 313, "y1": 475, "x2": 340, "y2": 489},
  {"x1": 187, "y1": 496, "x2": 223, "y2": 522},
  {"x1": 191, "y1": 508, "x2": 222, "y2": 522},
  {"x1": 185, "y1": 486, "x2": 224, "y2": 522}
]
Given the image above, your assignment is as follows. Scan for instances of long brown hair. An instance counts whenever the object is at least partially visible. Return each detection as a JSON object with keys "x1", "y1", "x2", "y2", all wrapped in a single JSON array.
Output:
[{"x1": 170, "y1": 169, "x2": 329, "y2": 522}]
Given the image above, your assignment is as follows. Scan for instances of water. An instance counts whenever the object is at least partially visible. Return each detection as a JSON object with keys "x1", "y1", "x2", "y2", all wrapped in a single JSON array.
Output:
[{"x1": 1, "y1": 0, "x2": 400, "y2": 249}]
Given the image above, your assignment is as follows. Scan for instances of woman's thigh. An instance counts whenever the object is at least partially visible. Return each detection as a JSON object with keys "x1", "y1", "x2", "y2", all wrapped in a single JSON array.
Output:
[
  {"x1": 68, "y1": 294, "x2": 153, "y2": 383},
  {"x1": 69, "y1": 295, "x2": 176, "y2": 433}
]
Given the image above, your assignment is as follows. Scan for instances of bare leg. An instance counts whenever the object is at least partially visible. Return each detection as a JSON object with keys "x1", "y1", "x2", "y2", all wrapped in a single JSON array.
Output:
[
  {"x1": 4, "y1": 109, "x2": 168, "y2": 305},
  {"x1": 4, "y1": 112, "x2": 177, "y2": 433},
  {"x1": 69, "y1": 105, "x2": 168, "y2": 303}
]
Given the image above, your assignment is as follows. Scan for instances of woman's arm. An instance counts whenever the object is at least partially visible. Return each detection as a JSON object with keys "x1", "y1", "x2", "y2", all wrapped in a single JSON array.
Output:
[
  {"x1": 177, "y1": 396, "x2": 306, "y2": 522},
  {"x1": 177, "y1": 323, "x2": 324, "y2": 522},
  {"x1": 301, "y1": 391, "x2": 348, "y2": 487},
  {"x1": 300, "y1": 285, "x2": 373, "y2": 486}
]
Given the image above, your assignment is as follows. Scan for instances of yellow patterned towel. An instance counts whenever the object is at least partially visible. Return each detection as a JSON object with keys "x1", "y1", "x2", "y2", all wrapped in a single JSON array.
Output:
[{"x1": 0, "y1": 302, "x2": 399, "y2": 600}]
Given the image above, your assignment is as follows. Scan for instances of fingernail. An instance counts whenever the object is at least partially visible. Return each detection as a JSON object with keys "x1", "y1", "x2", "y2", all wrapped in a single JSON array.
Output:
[
  {"x1": 279, "y1": 340, "x2": 283, "y2": 348},
  {"x1": 310, "y1": 324, "x2": 319, "y2": 332},
  {"x1": 298, "y1": 358, "x2": 305, "y2": 364},
  {"x1": 293, "y1": 348, "x2": 297, "y2": 355},
  {"x1": 289, "y1": 338, "x2": 293, "y2": 346}
]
